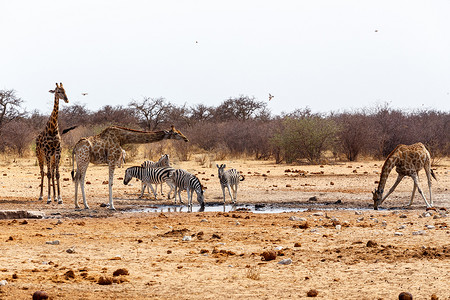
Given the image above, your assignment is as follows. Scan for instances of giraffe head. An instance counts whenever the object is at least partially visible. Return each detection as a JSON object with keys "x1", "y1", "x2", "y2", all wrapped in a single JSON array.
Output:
[
  {"x1": 165, "y1": 125, "x2": 189, "y2": 142},
  {"x1": 49, "y1": 82, "x2": 69, "y2": 103},
  {"x1": 372, "y1": 188, "x2": 383, "y2": 210}
]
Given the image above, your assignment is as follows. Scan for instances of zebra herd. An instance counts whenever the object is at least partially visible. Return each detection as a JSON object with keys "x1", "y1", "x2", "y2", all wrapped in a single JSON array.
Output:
[{"x1": 123, "y1": 154, "x2": 244, "y2": 209}]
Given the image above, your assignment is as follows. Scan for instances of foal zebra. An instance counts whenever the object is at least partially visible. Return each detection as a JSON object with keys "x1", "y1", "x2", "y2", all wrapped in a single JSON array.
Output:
[
  {"x1": 123, "y1": 166, "x2": 174, "y2": 199},
  {"x1": 217, "y1": 164, "x2": 244, "y2": 206},
  {"x1": 167, "y1": 169, "x2": 205, "y2": 209},
  {"x1": 140, "y1": 154, "x2": 171, "y2": 196}
]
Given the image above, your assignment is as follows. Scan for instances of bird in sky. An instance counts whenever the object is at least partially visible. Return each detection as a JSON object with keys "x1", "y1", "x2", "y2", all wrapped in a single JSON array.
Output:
[
  {"x1": 81, "y1": 93, "x2": 88, "y2": 96},
  {"x1": 269, "y1": 93, "x2": 274, "y2": 101}
]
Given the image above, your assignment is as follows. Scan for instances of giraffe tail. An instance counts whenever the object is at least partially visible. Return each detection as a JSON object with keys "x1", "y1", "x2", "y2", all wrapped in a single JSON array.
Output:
[
  {"x1": 431, "y1": 168, "x2": 437, "y2": 181},
  {"x1": 71, "y1": 148, "x2": 76, "y2": 181}
]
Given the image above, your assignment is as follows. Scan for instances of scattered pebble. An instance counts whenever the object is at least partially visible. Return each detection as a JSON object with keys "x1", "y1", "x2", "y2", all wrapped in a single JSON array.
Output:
[
  {"x1": 200, "y1": 219, "x2": 208, "y2": 223},
  {"x1": 355, "y1": 211, "x2": 363, "y2": 215},
  {"x1": 98, "y1": 276, "x2": 113, "y2": 285},
  {"x1": 307, "y1": 289, "x2": 319, "y2": 297},
  {"x1": 366, "y1": 240, "x2": 378, "y2": 247},
  {"x1": 294, "y1": 242, "x2": 301, "y2": 247},
  {"x1": 312, "y1": 212, "x2": 323, "y2": 216},
  {"x1": 113, "y1": 268, "x2": 129, "y2": 276},
  {"x1": 412, "y1": 230, "x2": 427, "y2": 236},
  {"x1": 275, "y1": 246, "x2": 283, "y2": 251},
  {"x1": 289, "y1": 216, "x2": 307, "y2": 222},
  {"x1": 335, "y1": 225, "x2": 342, "y2": 230},
  {"x1": 0, "y1": 280, "x2": 7, "y2": 286},
  {"x1": 182, "y1": 236, "x2": 192, "y2": 242},
  {"x1": 394, "y1": 232, "x2": 404, "y2": 236},
  {"x1": 45, "y1": 240, "x2": 60, "y2": 245},
  {"x1": 260, "y1": 250, "x2": 277, "y2": 261},
  {"x1": 66, "y1": 247, "x2": 76, "y2": 254},
  {"x1": 278, "y1": 258, "x2": 292, "y2": 265},
  {"x1": 425, "y1": 225, "x2": 435, "y2": 229},
  {"x1": 399, "y1": 214, "x2": 407, "y2": 219},
  {"x1": 398, "y1": 225, "x2": 406, "y2": 230},
  {"x1": 32, "y1": 290, "x2": 49, "y2": 300},
  {"x1": 398, "y1": 291, "x2": 413, "y2": 300}
]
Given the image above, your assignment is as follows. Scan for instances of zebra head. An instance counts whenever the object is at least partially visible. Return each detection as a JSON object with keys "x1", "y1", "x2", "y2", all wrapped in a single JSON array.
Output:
[
  {"x1": 123, "y1": 168, "x2": 133, "y2": 185},
  {"x1": 158, "y1": 154, "x2": 170, "y2": 166},
  {"x1": 216, "y1": 164, "x2": 226, "y2": 178}
]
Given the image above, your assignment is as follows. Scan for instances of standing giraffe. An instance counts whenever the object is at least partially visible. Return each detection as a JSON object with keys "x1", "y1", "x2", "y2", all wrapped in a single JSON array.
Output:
[
  {"x1": 35, "y1": 83, "x2": 69, "y2": 204},
  {"x1": 372, "y1": 142, "x2": 436, "y2": 210},
  {"x1": 71, "y1": 125, "x2": 188, "y2": 210}
]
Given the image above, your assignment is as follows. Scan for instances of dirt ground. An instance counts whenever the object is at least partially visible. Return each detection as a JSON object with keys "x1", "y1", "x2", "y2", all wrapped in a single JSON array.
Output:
[{"x1": 0, "y1": 155, "x2": 449, "y2": 299}]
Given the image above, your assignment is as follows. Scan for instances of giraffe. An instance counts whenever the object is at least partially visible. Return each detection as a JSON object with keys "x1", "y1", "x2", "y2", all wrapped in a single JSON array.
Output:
[
  {"x1": 71, "y1": 125, "x2": 188, "y2": 210},
  {"x1": 372, "y1": 142, "x2": 436, "y2": 210},
  {"x1": 35, "y1": 83, "x2": 69, "y2": 204}
]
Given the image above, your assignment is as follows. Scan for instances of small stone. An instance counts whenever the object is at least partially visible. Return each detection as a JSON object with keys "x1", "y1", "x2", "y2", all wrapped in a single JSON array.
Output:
[
  {"x1": 200, "y1": 219, "x2": 208, "y2": 223},
  {"x1": 0, "y1": 280, "x2": 7, "y2": 286},
  {"x1": 98, "y1": 276, "x2": 113, "y2": 285},
  {"x1": 398, "y1": 291, "x2": 413, "y2": 300},
  {"x1": 355, "y1": 211, "x2": 363, "y2": 215},
  {"x1": 294, "y1": 242, "x2": 301, "y2": 247},
  {"x1": 382, "y1": 221, "x2": 387, "y2": 227},
  {"x1": 335, "y1": 225, "x2": 342, "y2": 230},
  {"x1": 309, "y1": 196, "x2": 318, "y2": 202},
  {"x1": 366, "y1": 240, "x2": 378, "y2": 247},
  {"x1": 312, "y1": 212, "x2": 323, "y2": 216},
  {"x1": 307, "y1": 289, "x2": 319, "y2": 297},
  {"x1": 278, "y1": 258, "x2": 292, "y2": 265},
  {"x1": 412, "y1": 230, "x2": 427, "y2": 236},
  {"x1": 398, "y1": 225, "x2": 406, "y2": 230},
  {"x1": 45, "y1": 240, "x2": 60, "y2": 245},
  {"x1": 399, "y1": 214, "x2": 407, "y2": 218},
  {"x1": 113, "y1": 268, "x2": 129, "y2": 276},
  {"x1": 394, "y1": 232, "x2": 404, "y2": 236},
  {"x1": 275, "y1": 246, "x2": 283, "y2": 251},
  {"x1": 425, "y1": 225, "x2": 435, "y2": 229},
  {"x1": 64, "y1": 270, "x2": 75, "y2": 279},
  {"x1": 260, "y1": 250, "x2": 277, "y2": 261},
  {"x1": 289, "y1": 216, "x2": 307, "y2": 221},
  {"x1": 182, "y1": 236, "x2": 192, "y2": 242},
  {"x1": 32, "y1": 291, "x2": 49, "y2": 300},
  {"x1": 66, "y1": 247, "x2": 76, "y2": 254}
]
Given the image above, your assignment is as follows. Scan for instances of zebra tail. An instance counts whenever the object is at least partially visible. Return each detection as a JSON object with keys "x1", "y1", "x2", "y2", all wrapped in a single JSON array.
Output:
[{"x1": 239, "y1": 175, "x2": 245, "y2": 181}]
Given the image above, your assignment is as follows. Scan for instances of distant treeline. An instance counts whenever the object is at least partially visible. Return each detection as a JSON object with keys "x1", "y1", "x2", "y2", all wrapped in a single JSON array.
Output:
[{"x1": 0, "y1": 90, "x2": 449, "y2": 163}]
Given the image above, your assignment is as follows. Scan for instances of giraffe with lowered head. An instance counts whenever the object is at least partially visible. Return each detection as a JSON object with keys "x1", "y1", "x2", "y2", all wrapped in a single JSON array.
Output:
[
  {"x1": 71, "y1": 125, "x2": 188, "y2": 210},
  {"x1": 372, "y1": 142, "x2": 436, "y2": 210},
  {"x1": 35, "y1": 83, "x2": 69, "y2": 204}
]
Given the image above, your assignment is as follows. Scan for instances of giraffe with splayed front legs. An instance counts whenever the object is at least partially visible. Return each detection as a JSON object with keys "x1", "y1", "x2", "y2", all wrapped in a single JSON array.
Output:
[
  {"x1": 36, "y1": 83, "x2": 69, "y2": 204},
  {"x1": 71, "y1": 125, "x2": 188, "y2": 210},
  {"x1": 372, "y1": 142, "x2": 436, "y2": 210}
]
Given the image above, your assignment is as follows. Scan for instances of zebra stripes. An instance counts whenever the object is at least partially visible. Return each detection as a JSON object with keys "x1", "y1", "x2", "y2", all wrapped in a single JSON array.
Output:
[
  {"x1": 140, "y1": 154, "x2": 171, "y2": 196},
  {"x1": 217, "y1": 164, "x2": 244, "y2": 205},
  {"x1": 167, "y1": 169, "x2": 204, "y2": 208},
  {"x1": 123, "y1": 166, "x2": 174, "y2": 199}
]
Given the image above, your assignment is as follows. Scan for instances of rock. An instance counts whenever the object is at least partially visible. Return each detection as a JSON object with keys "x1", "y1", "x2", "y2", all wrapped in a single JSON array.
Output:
[
  {"x1": 200, "y1": 219, "x2": 208, "y2": 223},
  {"x1": 275, "y1": 246, "x2": 283, "y2": 251},
  {"x1": 294, "y1": 242, "x2": 301, "y2": 247},
  {"x1": 66, "y1": 247, "x2": 76, "y2": 254},
  {"x1": 278, "y1": 258, "x2": 292, "y2": 265},
  {"x1": 398, "y1": 291, "x2": 413, "y2": 300},
  {"x1": 113, "y1": 268, "x2": 129, "y2": 276},
  {"x1": 308, "y1": 196, "x2": 318, "y2": 202},
  {"x1": 398, "y1": 225, "x2": 406, "y2": 230},
  {"x1": 335, "y1": 225, "x2": 342, "y2": 230},
  {"x1": 399, "y1": 214, "x2": 407, "y2": 218},
  {"x1": 425, "y1": 225, "x2": 435, "y2": 229},
  {"x1": 412, "y1": 230, "x2": 427, "y2": 236},
  {"x1": 289, "y1": 216, "x2": 307, "y2": 222},
  {"x1": 98, "y1": 276, "x2": 113, "y2": 285},
  {"x1": 366, "y1": 240, "x2": 378, "y2": 247},
  {"x1": 260, "y1": 250, "x2": 277, "y2": 261},
  {"x1": 46, "y1": 240, "x2": 60, "y2": 245},
  {"x1": 182, "y1": 236, "x2": 192, "y2": 242},
  {"x1": 394, "y1": 232, "x2": 404, "y2": 236},
  {"x1": 32, "y1": 291, "x2": 49, "y2": 300},
  {"x1": 307, "y1": 289, "x2": 319, "y2": 297},
  {"x1": 355, "y1": 211, "x2": 363, "y2": 215},
  {"x1": 64, "y1": 270, "x2": 75, "y2": 279},
  {"x1": 0, "y1": 280, "x2": 7, "y2": 286},
  {"x1": 312, "y1": 212, "x2": 323, "y2": 216}
]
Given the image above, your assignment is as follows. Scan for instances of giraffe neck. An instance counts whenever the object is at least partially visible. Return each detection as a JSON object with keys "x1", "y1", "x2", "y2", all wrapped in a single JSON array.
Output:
[
  {"x1": 377, "y1": 155, "x2": 397, "y2": 193},
  {"x1": 45, "y1": 96, "x2": 60, "y2": 136},
  {"x1": 102, "y1": 126, "x2": 168, "y2": 145}
]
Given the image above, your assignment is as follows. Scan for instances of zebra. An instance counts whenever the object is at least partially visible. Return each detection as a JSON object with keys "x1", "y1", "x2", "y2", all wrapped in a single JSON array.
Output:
[
  {"x1": 166, "y1": 169, "x2": 205, "y2": 209},
  {"x1": 140, "y1": 154, "x2": 171, "y2": 196},
  {"x1": 216, "y1": 164, "x2": 244, "y2": 206},
  {"x1": 123, "y1": 166, "x2": 175, "y2": 199}
]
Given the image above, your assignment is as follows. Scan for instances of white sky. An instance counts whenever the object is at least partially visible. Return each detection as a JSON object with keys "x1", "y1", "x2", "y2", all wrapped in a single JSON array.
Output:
[{"x1": 1, "y1": 0, "x2": 450, "y2": 116}]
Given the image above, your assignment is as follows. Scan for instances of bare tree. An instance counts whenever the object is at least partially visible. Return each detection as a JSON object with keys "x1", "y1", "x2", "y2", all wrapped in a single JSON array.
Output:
[
  {"x1": 335, "y1": 110, "x2": 371, "y2": 161},
  {"x1": 128, "y1": 97, "x2": 172, "y2": 130},
  {"x1": 0, "y1": 89, "x2": 25, "y2": 130},
  {"x1": 213, "y1": 96, "x2": 268, "y2": 121}
]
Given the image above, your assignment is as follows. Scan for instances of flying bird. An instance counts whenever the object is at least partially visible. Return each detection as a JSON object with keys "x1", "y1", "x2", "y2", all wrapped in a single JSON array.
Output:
[
  {"x1": 81, "y1": 93, "x2": 88, "y2": 96},
  {"x1": 269, "y1": 93, "x2": 274, "y2": 101}
]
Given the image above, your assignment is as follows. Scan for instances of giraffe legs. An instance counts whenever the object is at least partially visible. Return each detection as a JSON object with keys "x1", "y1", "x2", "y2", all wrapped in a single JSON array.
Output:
[
  {"x1": 45, "y1": 156, "x2": 53, "y2": 204},
  {"x1": 55, "y1": 152, "x2": 62, "y2": 204},
  {"x1": 408, "y1": 181, "x2": 417, "y2": 206},
  {"x1": 424, "y1": 166, "x2": 434, "y2": 207},
  {"x1": 411, "y1": 174, "x2": 432, "y2": 208},
  {"x1": 37, "y1": 152, "x2": 45, "y2": 201},
  {"x1": 108, "y1": 164, "x2": 116, "y2": 210},
  {"x1": 378, "y1": 174, "x2": 404, "y2": 208}
]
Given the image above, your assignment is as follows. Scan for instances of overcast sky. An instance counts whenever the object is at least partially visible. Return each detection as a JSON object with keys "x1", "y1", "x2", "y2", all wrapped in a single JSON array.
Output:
[{"x1": 2, "y1": 0, "x2": 450, "y2": 116}]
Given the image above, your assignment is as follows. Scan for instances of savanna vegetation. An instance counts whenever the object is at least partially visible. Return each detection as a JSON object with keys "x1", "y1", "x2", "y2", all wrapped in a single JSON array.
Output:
[{"x1": 0, "y1": 89, "x2": 449, "y2": 164}]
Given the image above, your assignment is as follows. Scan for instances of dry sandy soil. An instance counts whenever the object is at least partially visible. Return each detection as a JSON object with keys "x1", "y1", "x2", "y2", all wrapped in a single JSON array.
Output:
[{"x1": 0, "y1": 155, "x2": 449, "y2": 299}]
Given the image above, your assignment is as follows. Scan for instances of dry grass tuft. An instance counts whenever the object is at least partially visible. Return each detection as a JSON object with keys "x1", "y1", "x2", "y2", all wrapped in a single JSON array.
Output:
[{"x1": 245, "y1": 266, "x2": 261, "y2": 280}]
